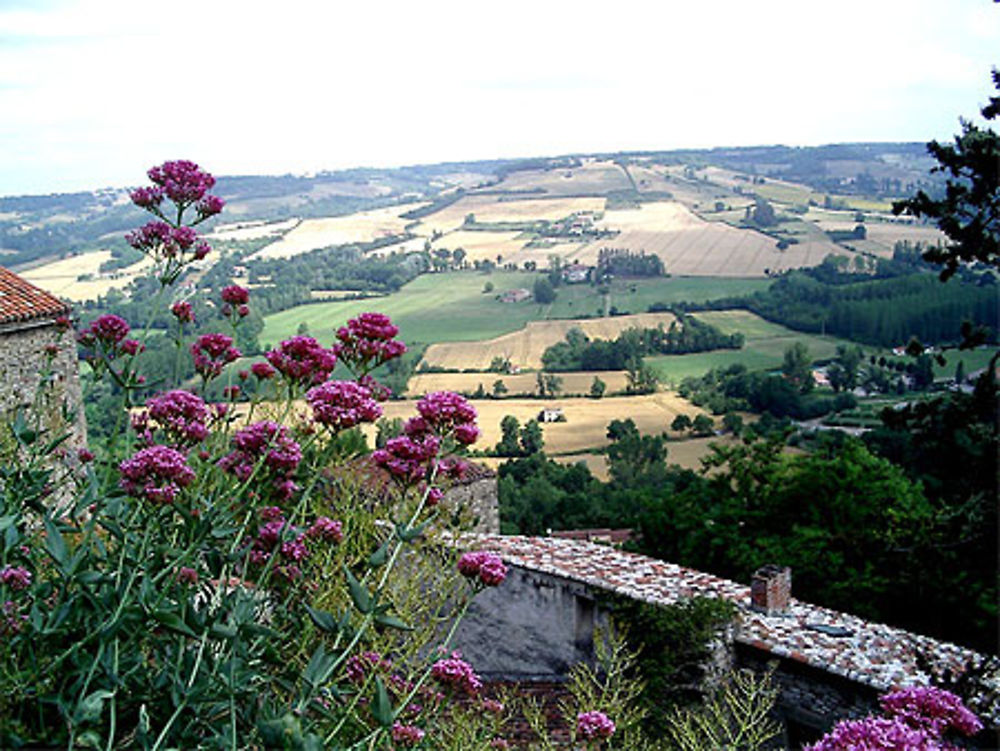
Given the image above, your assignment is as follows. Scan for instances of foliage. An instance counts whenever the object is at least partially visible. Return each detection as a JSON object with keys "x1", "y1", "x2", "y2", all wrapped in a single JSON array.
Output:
[
  {"x1": 0, "y1": 162, "x2": 514, "y2": 749},
  {"x1": 664, "y1": 668, "x2": 780, "y2": 751},
  {"x1": 533, "y1": 276, "x2": 557, "y2": 305},
  {"x1": 604, "y1": 597, "x2": 737, "y2": 738},
  {"x1": 893, "y1": 69, "x2": 1000, "y2": 280}
]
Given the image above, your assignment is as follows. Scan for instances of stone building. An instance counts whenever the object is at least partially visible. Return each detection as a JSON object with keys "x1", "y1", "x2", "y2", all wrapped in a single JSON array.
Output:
[
  {"x1": 0, "y1": 266, "x2": 85, "y2": 455},
  {"x1": 453, "y1": 534, "x2": 997, "y2": 747}
]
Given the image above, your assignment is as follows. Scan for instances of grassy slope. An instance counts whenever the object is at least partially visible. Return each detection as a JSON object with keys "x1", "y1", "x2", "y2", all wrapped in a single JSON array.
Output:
[
  {"x1": 260, "y1": 273, "x2": 770, "y2": 348},
  {"x1": 647, "y1": 309, "x2": 857, "y2": 385}
]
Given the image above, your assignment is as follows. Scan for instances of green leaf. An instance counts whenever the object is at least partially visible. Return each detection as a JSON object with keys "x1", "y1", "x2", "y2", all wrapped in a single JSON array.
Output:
[
  {"x1": 395, "y1": 519, "x2": 431, "y2": 543},
  {"x1": 305, "y1": 606, "x2": 339, "y2": 634},
  {"x1": 0, "y1": 513, "x2": 17, "y2": 533},
  {"x1": 151, "y1": 610, "x2": 197, "y2": 638},
  {"x1": 367, "y1": 538, "x2": 392, "y2": 568},
  {"x1": 374, "y1": 613, "x2": 412, "y2": 631},
  {"x1": 43, "y1": 516, "x2": 67, "y2": 567},
  {"x1": 210, "y1": 623, "x2": 237, "y2": 639},
  {"x1": 343, "y1": 566, "x2": 372, "y2": 614},
  {"x1": 302, "y1": 645, "x2": 336, "y2": 688},
  {"x1": 73, "y1": 689, "x2": 114, "y2": 724},
  {"x1": 372, "y1": 676, "x2": 394, "y2": 728}
]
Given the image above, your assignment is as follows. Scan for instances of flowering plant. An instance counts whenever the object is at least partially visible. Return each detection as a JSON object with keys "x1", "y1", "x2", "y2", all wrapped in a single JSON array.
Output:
[{"x1": 0, "y1": 161, "x2": 508, "y2": 750}]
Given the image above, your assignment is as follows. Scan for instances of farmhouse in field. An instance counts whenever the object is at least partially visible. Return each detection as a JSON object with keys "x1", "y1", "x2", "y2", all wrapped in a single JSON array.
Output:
[
  {"x1": 497, "y1": 288, "x2": 531, "y2": 303},
  {"x1": 561, "y1": 263, "x2": 590, "y2": 284},
  {"x1": 538, "y1": 406, "x2": 564, "y2": 423}
]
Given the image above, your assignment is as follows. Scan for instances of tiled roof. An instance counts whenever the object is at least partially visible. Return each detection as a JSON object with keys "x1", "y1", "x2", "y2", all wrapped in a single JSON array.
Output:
[
  {"x1": 468, "y1": 534, "x2": 988, "y2": 693},
  {"x1": 0, "y1": 267, "x2": 71, "y2": 325}
]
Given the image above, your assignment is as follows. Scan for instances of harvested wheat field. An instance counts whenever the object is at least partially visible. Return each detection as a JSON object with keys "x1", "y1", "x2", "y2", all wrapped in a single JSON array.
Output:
[
  {"x1": 811, "y1": 217, "x2": 946, "y2": 256},
  {"x1": 416, "y1": 195, "x2": 606, "y2": 236},
  {"x1": 405, "y1": 370, "x2": 631, "y2": 397},
  {"x1": 421, "y1": 312, "x2": 678, "y2": 371},
  {"x1": 22, "y1": 251, "x2": 152, "y2": 302},
  {"x1": 430, "y1": 230, "x2": 528, "y2": 262},
  {"x1": 250, "y1": 205, "x2": 422, "y2": 261},
  {"x1": 207, "y1": 218, "x2": 299, "y2": 242},
  {"x1": 370, "y1": 392, "x2": 706, "y2": 456},
  {"x1": 571, "y1": 200, "x2": 843, "y2": 276},
  {"x1": 480, "y1": 160, "x2": 632, "y2": 196}
]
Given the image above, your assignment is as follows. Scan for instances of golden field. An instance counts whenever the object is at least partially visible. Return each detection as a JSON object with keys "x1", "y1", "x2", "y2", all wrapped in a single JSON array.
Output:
[
  {"x1": 207, "y1": 218, "x2": 299, "y2": 242},
  {"x1": 478, "y1": 160, "x2": 631, "y2": 196},
  {"x1": 22, "y1": 251, "x2": 152, "y2": 302},
  {"x1": 367, "y1": 391, "x2": 707, "y2": 456},
  {"x1": 415, "y1": 195, "x2": 606, "y2": 236},
  {"x1": 405, "y1": 370, "x2": 632, "y2": 397},
  {"x1": 250, "y1": 205, "x2": 423, "y2": 261},
  {"x1": 430, "y1": 230, "x2": 528, "y2": 263},
  {"x1": 420, "y1": 312, "x2": 678, "y2": 371}
]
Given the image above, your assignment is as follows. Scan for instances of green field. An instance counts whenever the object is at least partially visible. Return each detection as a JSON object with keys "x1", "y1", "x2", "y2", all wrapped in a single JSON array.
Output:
[
  {"x1": 647, "y1": 309, "x2": 857, "y2": 384},
  {"x1": 260, "y1": 273, "x2": 771, "y2": 349}
]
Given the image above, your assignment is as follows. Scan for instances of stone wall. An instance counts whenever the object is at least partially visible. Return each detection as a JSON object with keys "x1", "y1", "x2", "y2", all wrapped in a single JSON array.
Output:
[
  {"x1": 0, "y1": 319, "x2": 86, "y2": 485},
  {"x1": 442, "y1": 475, "x2": 499, "y2": 534}
]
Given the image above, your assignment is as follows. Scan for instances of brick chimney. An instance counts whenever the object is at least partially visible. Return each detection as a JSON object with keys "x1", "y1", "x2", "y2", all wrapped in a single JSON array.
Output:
[{"x1": 750, "y1": 565, "x2": 791, "y2": 615}]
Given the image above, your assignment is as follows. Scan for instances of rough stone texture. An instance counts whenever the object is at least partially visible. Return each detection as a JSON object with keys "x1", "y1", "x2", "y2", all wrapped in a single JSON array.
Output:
[
  {"x1": 0, "y1": 320, "x2": 86, "y2": 453},
  {"x1": 442, "y1": 475, "x2": 499, "y2": 534}
]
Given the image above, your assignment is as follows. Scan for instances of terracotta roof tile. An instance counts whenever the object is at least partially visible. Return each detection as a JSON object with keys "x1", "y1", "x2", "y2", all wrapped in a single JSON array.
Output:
[
  {"x1": 0, "y1": 267, "x2": 71, "y2": 325},
  {"x1": 466, "y1": 534, "x2": 990, "y2": 693}
]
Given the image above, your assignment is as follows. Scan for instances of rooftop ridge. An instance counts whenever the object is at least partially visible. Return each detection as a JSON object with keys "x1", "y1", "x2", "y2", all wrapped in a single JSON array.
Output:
[{"x1": 466, "y1": 534, "x2": 988, "y2": 692}]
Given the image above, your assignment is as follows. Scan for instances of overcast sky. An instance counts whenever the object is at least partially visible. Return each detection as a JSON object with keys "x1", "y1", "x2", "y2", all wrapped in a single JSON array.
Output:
[{"x1": 1, "y1": 0, "x2": 997, "y2": 197}]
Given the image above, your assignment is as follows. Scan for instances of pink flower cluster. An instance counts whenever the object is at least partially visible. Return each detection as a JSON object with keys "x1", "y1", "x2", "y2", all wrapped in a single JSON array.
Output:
[
  {"x1": 77, "y1": 314, "x2": 143, "y2": 361},
  {"x1": 306, "y1": 380, "x2": 382, "y2": 432},
  {"x1": 345, "y1": 650, "x2": 393, "y2": 684},
  {"x1": 218, "y1": 421, "x2": 301, "y2": 500},
  {"x1": 879, "y1": 686, "x2": 983, "y2": 737},
  {"x1": 120, "y1": 445, "x2": 196, "y2": 504},
  {"x1": 457, "y1": 551, "x2": 507, "y2": 587},
  {"x1": 0, "y1": 566, "x2": 32, "y2": 591},
  {"x1": 431, "y1": 653, "x2": 482, "y2": 695},
  {"x1": 265, "y1": 336, "x2": 337, "y2": 388},
  {"x1": 170, "y1": 300, "x2": 195, "y2": 324},
  {"x1": 334, "y1": 312, "x2": 406, "y2": 375},
  {"x1": 807, "y1": 685, "x2": 982, "y2": 751},
  {"x1": 405, "y1": 392, "x2": 480, "y2": 446},
  {"x1": 126, "y1": 221, "x2": 209, "y2": 261},
  {"x1": 145, "y1": 159, "x2": 220, "y2": 208},
  {"x1": 141, "y1": 390, "x2": 209, "y2": 447},
  {"x1": 391, "y1": 722, "x2": 425, "y2": 747},
  {"x1": 577, "y1": 711, "x2": 616, "y2": 741},
  {"x1": 220, "y1": 285, "x2": 250, "y2": 319},
  {"x1": 371, "y1": 434, "x2": 441, "y2": 484},
  {"x1": 191, "y1": 333, "x2": 241, "y2": 381}
]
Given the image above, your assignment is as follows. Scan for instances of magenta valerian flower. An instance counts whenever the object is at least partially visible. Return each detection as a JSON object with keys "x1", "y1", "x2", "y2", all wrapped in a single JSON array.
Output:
[
  {"x1": 218, "y1": 421, "x2": 301, "y2": 500},
  {"x1": 144, "y1": 390, "x2": 210, "y2": 447},
  {"x1": 334, "y1": 312, "x2": 407, "y2": 375},
  {"x1": 391, "y1": 722, "x2": 425, "y2": 747},
  {"x1": 879, "y1": 685, "x2": 983, "y2": 737},
  {"x1": 806, "y1": 716, "x2": 940, "y2": 751},
  {"x1": 78, "y1": 314, "x2": 130, "y2": 348},
  {"x1": 0, "y1": 600, "x2": 27, "y2": 636},
  {"x1": 196, "y1": 194, "x2": 225, "y2": 219},
  {"x1": 265, "y1": 336, "x2": 337, "y2": 388},
  {"x1": 404, "y1": 391, "x2": 480, "y2": 446},
  {"x1": 577, "y1": 711, "x2": 616, "y2": 742},
  {"x1": 345, "y1": 651, "x2": 391, "y2": 684},
  {"x1": 176, "y1": 567, "x2": 199, "y2": 586},
  {"x1": 431, "y1": 654, "x2": 482, "y2": 695},
  {"x1": 306, "y1": 380, "x2": 382, "y2": 432},
  {"x1": 191, "y1": 333, "x2": 241, "y2": 381},
  {"x1": 251, "y1": 361, "x2": 276, "y2": 380},
  {"x1": 0, "y1": 566, "x2": 32, "y2": 591},
  {"x1": 129, "y1": 185, "x2": 164, "y2": 209},
  {"x1": 457, "y1": 551, "x2": 507, "y2": 587},
  {"x1": 488, "y1": 739, "x2": 510, "y2": 750},
  {"x1": 119, "y1": 445, "x2": 195, "y2": 504},
  {"x1": 371, "y1": 434, "x2": 441, "y2": 484},
  {"x1": 146, "y1": 159, "x2": 217, "y2": 205},
  {"x1": 306, "y1": 516, "x2": 343, "y2": 543},
  {"x1": 221, "y1": 285, "x2": 250, "y2": 305},
  {"x1": 77, "y1": 448, "x2": 94, "y2": 464},
  {"x1": 171, "y1": 300, "x2": 195, "y2": 323}
]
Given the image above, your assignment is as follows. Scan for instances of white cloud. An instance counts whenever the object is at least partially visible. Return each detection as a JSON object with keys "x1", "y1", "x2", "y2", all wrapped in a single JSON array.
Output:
[{"x1": 1, "y1": 0, "x2": 997, "y2": 195}]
